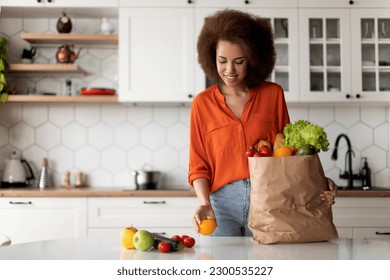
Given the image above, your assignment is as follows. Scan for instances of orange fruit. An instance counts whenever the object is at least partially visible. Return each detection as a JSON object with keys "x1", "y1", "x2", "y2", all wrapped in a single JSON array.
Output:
[
  {"x1": 273, "y1": 146, "x2": 293, "y2": 157},
  {"x1": 199, "y1": 219, "x2": 217, "y2": 235}
]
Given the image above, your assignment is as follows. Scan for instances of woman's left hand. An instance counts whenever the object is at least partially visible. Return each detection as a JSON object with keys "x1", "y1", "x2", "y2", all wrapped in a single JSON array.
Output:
[{"x1": 320, "y1": 178, "x2": 337, "y2": 206}]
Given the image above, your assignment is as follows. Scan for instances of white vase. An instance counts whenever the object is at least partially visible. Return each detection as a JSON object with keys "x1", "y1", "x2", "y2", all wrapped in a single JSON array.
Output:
[{"x1": 100, "y1": 17, "x2": 114, "y2": 34}]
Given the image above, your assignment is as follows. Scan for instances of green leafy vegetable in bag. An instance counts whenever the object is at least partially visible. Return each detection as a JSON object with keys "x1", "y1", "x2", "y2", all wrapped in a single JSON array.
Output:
[{"x1": 283, "y1": 120, "x2": 329, "y2": 153}]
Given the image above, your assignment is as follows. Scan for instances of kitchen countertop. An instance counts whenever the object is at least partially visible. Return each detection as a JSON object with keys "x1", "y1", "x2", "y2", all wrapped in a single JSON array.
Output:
[
  {"x1": 0, "y1": 187, "x2": 196, "y2": 197},
  {"x1": 0, "y1": 236, "x2": 389, "y2": 260},
  {"x1": 0, "y1": 186, "x2": 390, "y2": 197}
]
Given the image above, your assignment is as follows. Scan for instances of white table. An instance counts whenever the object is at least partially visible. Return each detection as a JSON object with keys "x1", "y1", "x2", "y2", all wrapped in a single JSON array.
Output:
[{"x1": 0, "y1": 236, "x2": 389, "y2": 260}]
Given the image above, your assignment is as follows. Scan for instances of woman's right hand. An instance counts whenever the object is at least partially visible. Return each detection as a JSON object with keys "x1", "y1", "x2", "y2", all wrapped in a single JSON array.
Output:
[{"x1": 193, "y1": 204, "x2": 216, "y2": 234}]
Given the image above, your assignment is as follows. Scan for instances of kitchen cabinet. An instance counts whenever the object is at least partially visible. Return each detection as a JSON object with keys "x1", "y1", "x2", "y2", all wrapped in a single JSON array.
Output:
[
  {"x1": 333, "y1": 197, "x2": 390, "y2": 239},
  {"x1": 299, "y1": 0, "x2": 390, "y2": 102},
  {"x1": 0, "y1": 197, "x2": 87, "y2": 245},
  {"x1": 118, "y1": 5, "x2": 196, "y2": 102},
  {"x1": 88, "y1": 197, "x2": 198, "y2": 238},
  {"x1": 194, "y1": 3, "x2": 299, "y2": 102},
  {"x1": 0, "y1": 0, "x2": 118, "y2": 8}
]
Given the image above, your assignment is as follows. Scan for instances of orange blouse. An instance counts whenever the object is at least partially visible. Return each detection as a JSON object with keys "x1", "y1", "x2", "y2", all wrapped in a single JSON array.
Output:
[{"x1": 188, "y1": 82, "x2": 290, "y2": 193}]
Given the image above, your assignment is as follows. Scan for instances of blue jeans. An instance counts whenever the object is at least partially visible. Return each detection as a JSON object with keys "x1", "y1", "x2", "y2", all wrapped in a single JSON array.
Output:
[{"x1": 210, "y1": 178, "x2": 253, "y2": 236}]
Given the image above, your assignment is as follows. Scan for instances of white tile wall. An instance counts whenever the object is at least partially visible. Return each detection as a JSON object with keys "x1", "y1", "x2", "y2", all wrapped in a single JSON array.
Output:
[
  {"x1": 0, "y1": 104, "x2": 389, "y2": 190},
  {"x1": 1, "y1": 17, "x2": 389, "y2": 190}
]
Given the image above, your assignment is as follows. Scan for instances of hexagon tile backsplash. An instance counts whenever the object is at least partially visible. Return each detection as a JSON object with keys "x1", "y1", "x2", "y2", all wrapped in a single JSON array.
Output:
[{"x1": 0, "y1": 104, "x2": 389, "y2": 190}]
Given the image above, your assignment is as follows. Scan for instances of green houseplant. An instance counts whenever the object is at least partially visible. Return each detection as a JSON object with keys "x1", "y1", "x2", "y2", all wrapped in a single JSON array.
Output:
[{"x1": 0, "y1": 36, "x2": 9, "y2": 104}]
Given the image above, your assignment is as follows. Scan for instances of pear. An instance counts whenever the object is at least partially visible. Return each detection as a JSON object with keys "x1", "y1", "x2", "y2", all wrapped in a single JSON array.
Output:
[{"x1": 120, "y1": 226, "x2": 138, "y2": 249}]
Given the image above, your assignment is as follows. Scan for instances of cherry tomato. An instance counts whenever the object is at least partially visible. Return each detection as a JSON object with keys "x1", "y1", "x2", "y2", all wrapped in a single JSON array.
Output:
[
  {"x1": 171, "y1": 235, "x2": 182, "y2": 243},
  {"x1": 181, "y1": 235, "x2": 189, "y2": 241},
  {"x1": 246, "y1": 146, "x2": 258, "y2": 157},
  {"x1": 158, "y1": 241, "x2": 171, "y2": 253},
  {"x1": 258, "y1": 145, "x2": 272, "y2": 157},
  {"x1": 182, "y1": 237, "x2": 195, "y2": 248}
]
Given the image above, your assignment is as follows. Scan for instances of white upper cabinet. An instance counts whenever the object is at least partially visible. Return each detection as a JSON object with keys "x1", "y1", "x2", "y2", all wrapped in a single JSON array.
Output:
[
  {"x1": 299, "y1": 9, "x2": 352, "y2": 102},
  {"x1": 351, "y1": 9, "x2": 390, "y2": 101},
  {"x1": 0, "y1": 0, "x2": 118, "y2": 7},
  {"x1": 299, "y1": 2, "x2": 390, "y2": 102},
  {"x1": 118, "y1": 7, "x2": 196, "y2": 102}
]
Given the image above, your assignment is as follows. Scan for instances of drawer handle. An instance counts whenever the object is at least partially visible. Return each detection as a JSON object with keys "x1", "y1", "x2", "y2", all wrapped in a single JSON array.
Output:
[
  {"x1": 143, "y1": 201, "x2": 166, "y2": 204},
  {"x1": 9, "y1": 201, "x2": 32, "y2": 205},
  {"x1": 375, "y1": 231, "x2": 390, "y2": 235}
]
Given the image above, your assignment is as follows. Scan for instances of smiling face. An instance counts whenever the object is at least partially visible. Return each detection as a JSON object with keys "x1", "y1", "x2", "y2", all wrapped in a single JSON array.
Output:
[{"x1": 216, "y1": 40, "x2": 248, "y2": 90}]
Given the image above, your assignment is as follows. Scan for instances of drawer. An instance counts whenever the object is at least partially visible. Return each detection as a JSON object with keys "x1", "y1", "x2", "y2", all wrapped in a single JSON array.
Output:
[
  {"x1": 354, "y1": 228, "x2": 390, "y2": 239},
  {"x1": 88, "y1": 197, "x2": 198, "y2": 228}
]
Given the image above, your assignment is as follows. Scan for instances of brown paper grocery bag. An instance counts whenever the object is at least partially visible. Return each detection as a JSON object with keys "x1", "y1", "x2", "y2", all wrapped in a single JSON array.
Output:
[{"x1": 248, "y1": 154, "x2": 338, "y2": 244}]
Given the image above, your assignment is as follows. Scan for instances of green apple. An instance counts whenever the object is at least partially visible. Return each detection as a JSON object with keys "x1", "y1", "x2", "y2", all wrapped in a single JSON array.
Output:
[{"x1": 133, "y1": 230, "x2": 154, "y2": 251}]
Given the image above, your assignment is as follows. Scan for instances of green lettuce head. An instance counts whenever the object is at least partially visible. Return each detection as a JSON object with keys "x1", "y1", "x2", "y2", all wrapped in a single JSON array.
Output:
[{"x1": 283, "y1": 120, "x2": 329, "y2": 153}]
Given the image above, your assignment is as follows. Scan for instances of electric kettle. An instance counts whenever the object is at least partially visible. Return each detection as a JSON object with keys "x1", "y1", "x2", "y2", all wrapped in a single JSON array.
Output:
[{"x1": 1, "y1": 151, "x2": 34, "y2": 188}]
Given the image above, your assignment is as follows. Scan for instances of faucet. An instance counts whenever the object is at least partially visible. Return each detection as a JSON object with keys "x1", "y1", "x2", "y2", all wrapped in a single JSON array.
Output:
[{"x1": 331, "y1": 133, "x2": 356, "y2": 188}]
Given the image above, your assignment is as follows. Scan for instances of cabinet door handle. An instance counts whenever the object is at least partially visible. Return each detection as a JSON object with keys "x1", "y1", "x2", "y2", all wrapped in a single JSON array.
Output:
[
  {"x1": 375, "y1": 231, "x2": 390, "y2": 235},
  {"x1": 9, "y1": 201, "x2": 32, "y2": 205},
  {"x1": 355, "y1": 94, "x2": 361, "y2": 99},
  {"x1": 143, "y1": 201, "x2": 166, "y2": 204},
  {"x1": 349, "y1": 0, "x2": 354, "y2": 5}
]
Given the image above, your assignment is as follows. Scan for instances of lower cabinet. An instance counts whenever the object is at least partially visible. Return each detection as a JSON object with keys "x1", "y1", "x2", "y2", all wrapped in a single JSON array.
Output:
[
  {"x1": 0, "y1": 197, "x2": 87, "y2": 245},
  {"x1": 87, "y1": 197, "x2": 198, "y2": 238},
  {"x1": 333, "y1": 197, "x2": 390, "y2": 239}
]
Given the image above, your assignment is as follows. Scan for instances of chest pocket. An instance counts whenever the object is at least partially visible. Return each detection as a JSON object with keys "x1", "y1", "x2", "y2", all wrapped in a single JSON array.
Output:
[
  {"x1": 203, "y1": 118, "x2": 232, "y2": 153},
  {"x1": 246, "y1": 112, "x2": 277, "y2": 141}
]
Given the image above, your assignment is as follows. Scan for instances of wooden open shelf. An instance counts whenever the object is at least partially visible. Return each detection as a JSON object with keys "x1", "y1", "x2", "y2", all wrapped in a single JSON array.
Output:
[
  {"x1": 8, "y1": 63, "x2": 87, "y2": 77},
  {"x1": 6, "y1": 95, "x2": 119, "y2": 104},
  {"x1": 20, "y1": 32, "x2": 118, "y2": 46}
]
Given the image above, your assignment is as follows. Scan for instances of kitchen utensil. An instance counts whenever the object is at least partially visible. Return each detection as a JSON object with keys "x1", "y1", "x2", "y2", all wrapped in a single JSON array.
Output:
[
  {"x1": 100, "y1": 17, "x2": 114, "y2": 34},
  {"x1": 80, "y1": 88, "x2": 116, "y2": 95},
  {"x1": 21, "y1": 47, "x2": 36, "y2": 63},
  {"x1": 56, "y1": 11, "x2": 72, "y2": 33},
  {"x1": 131, "y1": 164, "x2": 161, "y2": 190},
  {"x1": 1, "y1": 151, "x2": 34, "y2": 188},
  {"x1": 37, "y1": 158, "x2": 49, "y2": 189},
  {"x1": 56, "y1": 44, "x2": 83, "y2": 64}
]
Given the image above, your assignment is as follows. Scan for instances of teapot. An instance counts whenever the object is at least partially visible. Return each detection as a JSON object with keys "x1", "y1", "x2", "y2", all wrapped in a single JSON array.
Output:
[
  {"x1": 21, "y1": 47, "x2": 36, "y2": 63},
  {"x1": 1, "y1": 151, "x2": 34, "y2": 188},
  {"x1": 56, "y1": 44, "x2": 83, "y2": 64}
]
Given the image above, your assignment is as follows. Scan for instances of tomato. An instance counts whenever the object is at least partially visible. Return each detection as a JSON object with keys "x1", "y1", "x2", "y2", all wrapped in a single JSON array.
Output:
[
  {"x1": 182, "y1": 237, "x2": 195, "y2": 248},
  {"x1": 258, "y1": 145, "x2": 272, "y2": 157},
  {"x1": 171, "y1": 235, "x2": 182, "y2": 243},
  {"x1": 158, "y1": 241, "x2": 171, "y2": 253},
  {"x1": 245, "y1": 146, "x2": 258, "y2": 157},
  {"x1": 181, "y1": 235, "x2": 189, "y2": 241}
]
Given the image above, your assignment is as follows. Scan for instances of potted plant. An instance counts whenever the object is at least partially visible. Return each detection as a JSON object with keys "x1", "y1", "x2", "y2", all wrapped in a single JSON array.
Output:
[{"x1": 0, "y1": 36, "x2": 9, "y2": 104}]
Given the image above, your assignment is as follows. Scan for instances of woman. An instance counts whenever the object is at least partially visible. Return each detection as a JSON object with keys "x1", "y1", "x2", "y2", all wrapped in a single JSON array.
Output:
[{"x1": 188, "y1": 9, "x2": 337, "y2": 236}]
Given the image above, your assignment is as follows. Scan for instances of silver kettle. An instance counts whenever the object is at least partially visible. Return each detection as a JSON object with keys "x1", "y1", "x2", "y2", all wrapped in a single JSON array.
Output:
[{"x1": 1, "y1": 151, "x2": 34, "y2": 188}]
